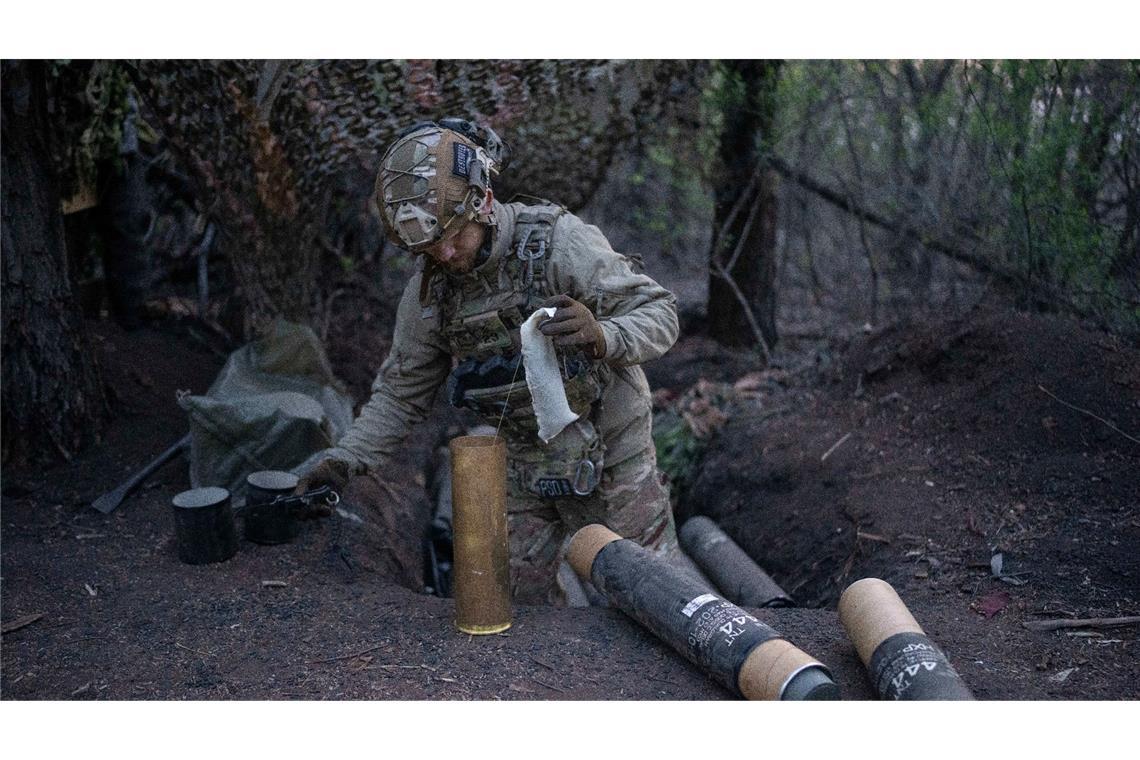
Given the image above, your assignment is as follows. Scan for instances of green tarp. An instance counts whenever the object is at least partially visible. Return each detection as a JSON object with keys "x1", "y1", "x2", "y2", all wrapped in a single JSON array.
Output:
[{"x1": 178, "y1": 321, "x2": 353, "y2": 494}]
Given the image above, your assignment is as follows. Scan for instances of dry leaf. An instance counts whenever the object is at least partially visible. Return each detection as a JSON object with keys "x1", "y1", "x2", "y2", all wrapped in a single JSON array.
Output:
[
  {"x1": 1048, "y1": 667, "x2": 1078, "y2": 683},
  {"x1": 976, "y1": 590, "x2": 1011, "y2": 618}
]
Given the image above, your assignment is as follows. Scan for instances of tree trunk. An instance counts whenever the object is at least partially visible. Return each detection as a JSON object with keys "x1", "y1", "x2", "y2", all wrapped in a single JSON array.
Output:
[
  {"x1": 707, "y1": 60, "x2": 781, "y2": 351},
  {"x1": 1, "y1": 60, "x2": 108, "y2": 466}
]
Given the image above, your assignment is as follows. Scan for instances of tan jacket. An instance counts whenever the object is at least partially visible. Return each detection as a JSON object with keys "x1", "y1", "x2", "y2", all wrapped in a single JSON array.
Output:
[{"x1": 324, "y1": 200, "x2": 679, "y2": 474}]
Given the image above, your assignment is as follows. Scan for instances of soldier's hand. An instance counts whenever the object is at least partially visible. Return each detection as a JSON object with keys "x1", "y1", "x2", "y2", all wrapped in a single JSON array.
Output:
[
  {"x1": 294, "y1": 457, "x2": 351, "y2": 518},
  {"x1": 539, "y1": 294, "x2": 607, "y2": 360}
]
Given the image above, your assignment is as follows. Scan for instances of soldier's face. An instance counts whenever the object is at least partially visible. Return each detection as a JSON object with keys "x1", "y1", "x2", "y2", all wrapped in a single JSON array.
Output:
[{"x1": 424, "y1": 219, "x2": 486, "y2": 273}]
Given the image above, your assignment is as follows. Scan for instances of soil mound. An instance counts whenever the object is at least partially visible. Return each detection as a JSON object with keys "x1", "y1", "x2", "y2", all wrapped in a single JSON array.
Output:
[{"x1": 686, "y1": 304, "x2": 1139, "y2": 698}]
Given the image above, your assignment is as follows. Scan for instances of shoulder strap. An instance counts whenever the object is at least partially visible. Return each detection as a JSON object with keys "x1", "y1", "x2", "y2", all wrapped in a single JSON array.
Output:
[
  {"x1": 511, "y1": 202, "x2": 566, "y2": 309},
  {"x1": 418, "y1": 257, "x2": 444, "y2": 306}
]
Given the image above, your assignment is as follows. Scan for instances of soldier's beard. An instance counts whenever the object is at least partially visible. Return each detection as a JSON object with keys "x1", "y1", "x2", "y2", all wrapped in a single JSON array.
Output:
[
  {"x1": 439, "y1": 251, "x2": 477, "y2": 273},
  {"x1": 436, "y1": 225, "x2": 490, "y2": 274}
]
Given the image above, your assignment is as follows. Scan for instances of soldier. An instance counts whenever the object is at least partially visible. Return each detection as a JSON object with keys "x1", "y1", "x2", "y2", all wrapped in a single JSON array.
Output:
[{"x1": 299, "y1": 118, "x2": 682, "y2": 604}]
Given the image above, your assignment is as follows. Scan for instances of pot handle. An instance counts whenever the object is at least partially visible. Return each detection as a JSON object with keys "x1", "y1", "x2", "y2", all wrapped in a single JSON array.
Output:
[{"x1": 236, "y1": 487, "x2": 340, "y2": 515}]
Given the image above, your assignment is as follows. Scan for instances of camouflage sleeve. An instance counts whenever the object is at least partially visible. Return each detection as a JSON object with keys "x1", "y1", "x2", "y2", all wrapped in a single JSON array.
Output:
[
  {"x1": 322, "y1": 274, "x2": 451, "y2": 475},
  {"x1": 547, "y1": 215, "x2": 679, "y2": 367}
]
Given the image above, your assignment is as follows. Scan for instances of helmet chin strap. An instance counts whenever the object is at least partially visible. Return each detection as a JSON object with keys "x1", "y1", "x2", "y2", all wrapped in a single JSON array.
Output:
[{"x1": 478, "y1": 201, "x2": 499, "y2": 252}]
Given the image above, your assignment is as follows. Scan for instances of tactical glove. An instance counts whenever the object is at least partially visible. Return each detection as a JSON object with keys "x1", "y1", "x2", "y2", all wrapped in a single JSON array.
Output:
[
  {"x1": 293, "y1": 457, "x2": 351, "y2": 518},
  {"x1": 539, "y1": 294, "x2": 607, "y2": 360}
]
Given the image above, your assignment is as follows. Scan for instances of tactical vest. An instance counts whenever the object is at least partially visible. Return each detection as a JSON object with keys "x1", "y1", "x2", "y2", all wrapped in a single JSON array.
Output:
[{"x1": 423, "y1": 203, "x2": 609, "y2": 497}]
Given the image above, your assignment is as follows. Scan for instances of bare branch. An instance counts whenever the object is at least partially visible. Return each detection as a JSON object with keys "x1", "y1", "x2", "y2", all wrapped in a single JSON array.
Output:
[
  {"x1": 1037, "y1": 385, "x2": 1140, "y2": 445},
  {"x1": 709, "y1": 257, "x2": 772, "y2": 363}
]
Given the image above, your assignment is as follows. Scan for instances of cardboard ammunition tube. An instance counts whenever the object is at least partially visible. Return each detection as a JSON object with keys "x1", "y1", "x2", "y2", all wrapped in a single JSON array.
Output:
[
  {"x1": 839, "y1": 578, "x2": 973, "y2": 700},
  {"x1": 679, "y1": 516, "x2": 794, "y2": 608},
  {"x1": 738, "y1": 638, "x2": 837, "y2": 700},
  {"x1": 569, "y1": 524, "x2": 838, "y2": 700},
  {"x1": 450, "y1": 435, "x2": 511, "y2": 635}
]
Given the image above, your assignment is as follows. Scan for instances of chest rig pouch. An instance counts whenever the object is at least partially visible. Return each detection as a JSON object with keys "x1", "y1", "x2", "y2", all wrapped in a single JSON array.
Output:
[{"x1": 428, "y1": 203, "x2": 608, "y2": 497}]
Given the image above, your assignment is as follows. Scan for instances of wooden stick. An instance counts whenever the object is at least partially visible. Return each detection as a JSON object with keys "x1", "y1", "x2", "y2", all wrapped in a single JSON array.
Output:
[
  {"x1": 1, "y1": 613, "x2": 44, "y2": 635},
  {"x1": 1023, "y1": 616, "x2": 1140, "y2": 632},
  {"x1": 821, "y1": 432, "x2": 852, "y2": 462},
  {"x1": 305, "y1": 644, "x2": 385, "y2": 664},
  {"x1": 530, "y1": 656, "x2": 556, "y2": 672},
  {"x1": 722, "y1": 182, "x2": 767, "y2": 275},
  {"x1": 531, "y1": 675, "x2": 568, "y2": 693},
  {"x1": 175, "y1": 642, "x2": 213, "y2": 657}
]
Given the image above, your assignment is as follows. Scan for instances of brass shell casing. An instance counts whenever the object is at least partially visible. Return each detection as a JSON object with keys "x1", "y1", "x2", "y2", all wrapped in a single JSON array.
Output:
[{"x1": 450, "y1": 435, "x2": 511, "y2": 634}]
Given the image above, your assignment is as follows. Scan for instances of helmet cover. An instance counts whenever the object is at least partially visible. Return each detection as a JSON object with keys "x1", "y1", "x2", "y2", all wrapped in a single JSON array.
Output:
[{"x1": 375, "y1": 123, "x2": 499, "y2": 252}]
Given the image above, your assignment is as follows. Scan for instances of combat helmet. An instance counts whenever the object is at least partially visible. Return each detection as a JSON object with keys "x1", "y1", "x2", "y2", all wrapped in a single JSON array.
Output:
[{"x1": 375, "y1": 118, "x2": 510, "y2": 252}]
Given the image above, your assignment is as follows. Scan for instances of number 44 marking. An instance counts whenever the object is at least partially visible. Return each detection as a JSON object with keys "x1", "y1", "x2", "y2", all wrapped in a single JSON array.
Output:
[{"x1": 720, "y1": 615, "x2": 750, "y2": 644}]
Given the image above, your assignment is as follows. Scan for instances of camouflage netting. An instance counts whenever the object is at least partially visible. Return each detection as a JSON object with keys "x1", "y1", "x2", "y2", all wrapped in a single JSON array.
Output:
[
  {"x1": 128, "y1": 60, "x2": 704, "y2": 337},
  {"x1": 45, "y1": 61, "x2": 134, "y2": 203}
]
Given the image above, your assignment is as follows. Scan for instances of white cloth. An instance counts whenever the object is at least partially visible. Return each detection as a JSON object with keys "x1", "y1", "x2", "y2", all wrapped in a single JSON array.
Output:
[{"x1": 520, "y1": 307, "x2": 580, "y2": 443}]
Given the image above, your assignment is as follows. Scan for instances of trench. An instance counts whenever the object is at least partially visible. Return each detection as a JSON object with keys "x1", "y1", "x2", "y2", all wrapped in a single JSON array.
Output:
[
  {"x1": 412, "y1": 436, "x2": 815, "y2": 610},
  {"x1": 677, "y1": 434, "x2": 856, "y2": 611}
]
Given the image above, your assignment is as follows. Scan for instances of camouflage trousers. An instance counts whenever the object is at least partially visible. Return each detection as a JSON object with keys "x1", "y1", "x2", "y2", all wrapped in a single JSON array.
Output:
[{"x1": 506, "y1": 446, "x2": 679, "y2": 605}]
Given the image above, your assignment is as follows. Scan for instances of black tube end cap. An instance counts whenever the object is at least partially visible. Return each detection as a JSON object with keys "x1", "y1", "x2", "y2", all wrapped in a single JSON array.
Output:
[{"x1": 782, "y1": 666, "x2": 840, "y2": 701}]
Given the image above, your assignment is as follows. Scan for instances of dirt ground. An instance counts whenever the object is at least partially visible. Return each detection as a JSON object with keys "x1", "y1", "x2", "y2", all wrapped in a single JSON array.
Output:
[
  {"x1": 671, "y1": 303, "x2": 1140, "y2": 699},
  {"x1": 2, "y1": 299, "x2": 1137, "y2": 700}
]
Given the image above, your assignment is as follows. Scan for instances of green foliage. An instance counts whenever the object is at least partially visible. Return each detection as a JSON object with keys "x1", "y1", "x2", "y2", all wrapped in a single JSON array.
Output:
[
  {"x1": 964, "y1": 60, "x2": 1135, "y2": 321},
  {"x1": 652, "y1": 410, "x2": 706, "y2": 504},
  {"x1": 772, "y1": 59, "x2": 1139, "y2": 332},
  {"x1": 773, "y1": 61, "x2": 848, "y2": 167},
  {"x1": 627, "y1": 123, "x2": 715, "y2": 257},
  {"x1": 624, "y1": 62, "x2": 790, "y2": 251},
  {"x1": 47, "y1": 61, "x2": 134, "y2": 196}
]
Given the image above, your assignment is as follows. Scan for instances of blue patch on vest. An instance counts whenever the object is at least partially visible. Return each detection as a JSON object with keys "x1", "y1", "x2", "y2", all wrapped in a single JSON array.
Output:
[{"x1": 453, "y1": 143, "x2": 472, "y2": 178}]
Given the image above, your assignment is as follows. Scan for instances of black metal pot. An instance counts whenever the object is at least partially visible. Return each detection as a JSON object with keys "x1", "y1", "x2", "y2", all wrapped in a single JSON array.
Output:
[
  {"x1": 242, "y1": 470, "x2": 302, "y2": 545},
  {"x1": 171, "y1": 486, "x2": 239, "y2": 565}
]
